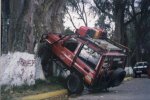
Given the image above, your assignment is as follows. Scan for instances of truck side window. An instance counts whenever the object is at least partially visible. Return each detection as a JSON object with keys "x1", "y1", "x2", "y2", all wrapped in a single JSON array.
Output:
[
  {"x1": 63, "y1": 38, "x2": 79, "y2": 52},
  {"x1": 78, "y1": 45, "x2": 100, "y2": 70}
]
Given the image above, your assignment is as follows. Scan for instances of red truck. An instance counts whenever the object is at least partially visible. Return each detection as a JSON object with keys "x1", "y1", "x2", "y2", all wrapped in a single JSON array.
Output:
[{"x1": 38, "y1": 26, "x2": 128, "y2": 94}]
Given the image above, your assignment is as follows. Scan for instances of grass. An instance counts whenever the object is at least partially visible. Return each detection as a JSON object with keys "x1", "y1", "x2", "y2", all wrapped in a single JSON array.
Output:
[{"x1": 1, "y1": 77, "x2": 65, "y2": 100}]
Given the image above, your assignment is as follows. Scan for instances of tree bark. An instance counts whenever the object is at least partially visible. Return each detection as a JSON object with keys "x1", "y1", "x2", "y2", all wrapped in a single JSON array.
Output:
[
  {"x1": 3, "y1": 0, "x2": 65, "y2": 53},
  {"x1": 112, "y1": 0, "x2": 127, "y2": 45}
]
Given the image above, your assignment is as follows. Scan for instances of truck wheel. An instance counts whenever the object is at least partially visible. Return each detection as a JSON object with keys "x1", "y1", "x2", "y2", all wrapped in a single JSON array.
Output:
[
  {"x1": 66, "y1": 73, "x2": 84, "y2": 94},
  {"x1": 147, "y1": 67, "x2": 150, "y2": 78},
  {"x1": 133, "y1": 72, "x2": 137, "y2": 78},
  {"x1": 110, "y1": 68, "x2": 126, "y2": 87},
  {"x1": 138, "y1": 74, "x2": 141, "y2": 78}
]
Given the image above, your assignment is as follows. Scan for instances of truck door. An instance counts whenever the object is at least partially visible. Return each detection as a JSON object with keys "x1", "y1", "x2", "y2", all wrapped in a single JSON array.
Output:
[
  {"x1": 61, "y1": 38, "x2": 80, "y2": 67},
  {"x1": 74, "y1": 45, "x2": 101, "y2": 85}
]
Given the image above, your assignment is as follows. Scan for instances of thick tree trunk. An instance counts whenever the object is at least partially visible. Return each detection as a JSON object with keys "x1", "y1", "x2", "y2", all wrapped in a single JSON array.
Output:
[
  {"x1": 134, "y1": 22, "x2": 142, "y2": 62},
  {"x1": 113, "y1": 0, "x2": 127, "y2": 45},
  {"x1": 3, "y1": 0, "x2": 65, "y2": 53}
]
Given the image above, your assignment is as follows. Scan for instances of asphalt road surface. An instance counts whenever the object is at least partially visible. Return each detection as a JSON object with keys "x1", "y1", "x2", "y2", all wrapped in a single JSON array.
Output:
[{"x1": 70, "y1": 76, "x2": 150, "y2": 100}]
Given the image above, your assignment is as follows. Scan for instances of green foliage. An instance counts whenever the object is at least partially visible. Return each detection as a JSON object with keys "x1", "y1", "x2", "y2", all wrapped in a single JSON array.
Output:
[
  {"x1": 95, "y1": 14, "x2": 111, "y2": 30},
  {"x1": 64, "y1": 27, "x2": 74, "y2": 35}
]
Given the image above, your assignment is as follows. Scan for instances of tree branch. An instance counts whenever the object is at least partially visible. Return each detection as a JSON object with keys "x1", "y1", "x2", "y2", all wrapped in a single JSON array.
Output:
[
  {"x1": 93, "y1": 0, "x2": 113, "y2": 19},
  {"x1": 82, "y1": 0, "x2": 88, "y2": 26},
  {"x1": 66, "y1": 9, "x2": 77, "y2": 29}
]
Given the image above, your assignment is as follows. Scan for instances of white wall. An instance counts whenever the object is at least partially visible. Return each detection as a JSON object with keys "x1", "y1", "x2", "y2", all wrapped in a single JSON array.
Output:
[
  {"x1": 0, "y1": 52, "x2": 45, "y2": 86},
  {"x1": 125, "y1": 66, "x2": 133, "y2": 76}
]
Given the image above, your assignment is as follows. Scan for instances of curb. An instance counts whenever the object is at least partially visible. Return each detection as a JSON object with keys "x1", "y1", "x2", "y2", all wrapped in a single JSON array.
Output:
[
  {"x1": 17, "y1": 77, "x2": 132, "y2": 100},
  {"x1": 20, "y1": 89, "x2": 68, "y2": 100},
  {"x1": 124, "y1": 77, "x2": 133, "y2": 81}
]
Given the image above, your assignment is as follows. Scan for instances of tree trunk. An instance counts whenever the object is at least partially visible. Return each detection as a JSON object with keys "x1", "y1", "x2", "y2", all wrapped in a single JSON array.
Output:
[
  {"x1": 134, "y1": 21, "x2": 142, "y2": 62},
  {"x1": 113, "y1": 0, "x2": 127, "y2": 45},
  {"x1": 3, "y1": 0, "x2": 65, "y2": 53}
]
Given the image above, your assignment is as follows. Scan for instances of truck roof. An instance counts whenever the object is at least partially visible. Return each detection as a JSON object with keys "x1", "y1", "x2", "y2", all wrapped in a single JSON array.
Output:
[
  {"x1": 78, "y1": 36, "x2": 123, "y2": 52},
  {"x1": 104, "y1": 52, "x2": 125, "y2": 56},
  {"x1": 89, "y1": 39, "x2": 122, "y2": 51},
  {"x1": 44, "y1": 33, "x2": 127, "y2": 54}
]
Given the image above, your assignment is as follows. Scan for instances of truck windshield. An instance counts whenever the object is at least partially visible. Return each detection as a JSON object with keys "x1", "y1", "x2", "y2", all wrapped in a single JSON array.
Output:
[{"x1": 78, "y1": 45, "x2": 101, "y2": 70}]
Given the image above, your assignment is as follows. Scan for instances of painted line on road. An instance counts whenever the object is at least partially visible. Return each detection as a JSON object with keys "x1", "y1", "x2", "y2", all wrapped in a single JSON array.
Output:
[{"x1": 20, "y1": 89, "x2": 68, "y2": 100}]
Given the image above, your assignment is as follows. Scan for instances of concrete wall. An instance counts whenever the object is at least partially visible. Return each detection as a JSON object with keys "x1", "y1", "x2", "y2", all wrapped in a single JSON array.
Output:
[{"x1": 125, "y1": 67, "x2": 133, "y2": 76}]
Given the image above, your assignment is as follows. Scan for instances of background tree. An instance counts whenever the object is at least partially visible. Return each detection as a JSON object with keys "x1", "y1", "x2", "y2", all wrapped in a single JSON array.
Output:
[
  {"x1": 64, "y1": 27, "x2": 75, "y2": 34},
  {"x1": 2, "y1": 0, "x2": 150, "y2": 65},
  {"x1": 93, "y1": 0, "x2": 127, "y2": 45},
  {"x1": 126, "y1": 0, "x2": 150, "y2": 63},
  {"x1": 93, "y1": 0, "x2": 150, "y2": 64}
]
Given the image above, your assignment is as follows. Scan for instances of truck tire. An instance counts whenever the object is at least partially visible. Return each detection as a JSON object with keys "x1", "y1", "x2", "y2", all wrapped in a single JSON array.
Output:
[
  {"x1": 133, "y1": 72, "x2": 141, "y2": 78},
  {"x1": 66, "y1": 73, "x2": 84, "y2": 94},
  {"x1": 147, "y1": 67, "x2": 150, "y2": 78},
  {"x1": 37, "y1": 42, "x2": 52, "y2": 78},
  {"x1": 133, "y1": 71, "x2": 137, "y2": 78},
  {"x1": 109, "y1": 68, "x2": 126, "y2": 87}
]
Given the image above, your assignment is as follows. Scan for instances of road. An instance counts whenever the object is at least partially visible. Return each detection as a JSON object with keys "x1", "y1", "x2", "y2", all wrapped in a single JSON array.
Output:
[{"x1": 70, "y1": 76, "x2": 150, "y2": 100}]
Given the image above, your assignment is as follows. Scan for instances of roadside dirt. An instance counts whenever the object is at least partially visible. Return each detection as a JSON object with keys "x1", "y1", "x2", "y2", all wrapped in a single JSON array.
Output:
[{"x1": 1, "y1": 78, "x2": 65, "y2": 100}]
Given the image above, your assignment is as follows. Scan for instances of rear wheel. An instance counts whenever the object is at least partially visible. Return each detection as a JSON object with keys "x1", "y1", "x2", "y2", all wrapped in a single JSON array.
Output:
[
  {"x1": 66, "y1": 73, "x2": 84, "y2": 94},
  {"x1": 109, "y1": 68, "x2": 126, "y2": 87}
]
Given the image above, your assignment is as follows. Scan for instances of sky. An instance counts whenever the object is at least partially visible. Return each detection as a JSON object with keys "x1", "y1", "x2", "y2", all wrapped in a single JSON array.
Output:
[
  {"x1": 64, "y1": 10, "x2": 98, "y2": 30},
  {"x1": 63, "y1": 0, "x2": 98, "y2": 30},
  {"x1": 63, "y1": 0, "x2": 115, "y2": 35}
]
